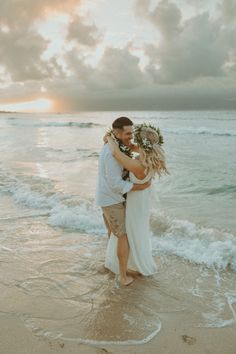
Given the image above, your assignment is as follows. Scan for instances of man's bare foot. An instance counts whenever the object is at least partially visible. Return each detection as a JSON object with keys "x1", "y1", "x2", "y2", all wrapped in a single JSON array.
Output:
[{"x1": 119, "y1": 275, "x2": 134, "y2": 286}]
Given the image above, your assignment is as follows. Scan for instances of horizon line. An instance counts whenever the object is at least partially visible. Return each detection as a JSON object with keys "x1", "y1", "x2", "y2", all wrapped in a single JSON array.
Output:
[{"x1": 1, "y1": 108, "x2": 236, "y2": 114}]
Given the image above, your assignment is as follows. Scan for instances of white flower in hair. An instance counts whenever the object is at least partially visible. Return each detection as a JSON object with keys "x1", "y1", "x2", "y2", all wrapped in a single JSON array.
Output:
[{"x1": 142, "y1": 137, "x2": 153, "y2": 149}]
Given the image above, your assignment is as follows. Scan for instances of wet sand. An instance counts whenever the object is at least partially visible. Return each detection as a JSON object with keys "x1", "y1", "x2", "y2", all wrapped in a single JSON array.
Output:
[
  {"x1": 1, "y1": 227, "x2": 236, "y2": 353},
  {"x1": 1, "y1": 311, "x2": 236, "y2": 354}
]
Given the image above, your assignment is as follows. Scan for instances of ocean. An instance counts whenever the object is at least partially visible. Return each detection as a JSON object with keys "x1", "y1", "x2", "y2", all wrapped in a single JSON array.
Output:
[{"x1": 0, "y1": 110, "x2": 236, "y2": 345}]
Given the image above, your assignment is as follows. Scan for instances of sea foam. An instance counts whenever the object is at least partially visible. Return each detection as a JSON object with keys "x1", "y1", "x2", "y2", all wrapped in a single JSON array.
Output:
[{"x1": 1, "y1": 171, "x2": 236, "y2": 272}]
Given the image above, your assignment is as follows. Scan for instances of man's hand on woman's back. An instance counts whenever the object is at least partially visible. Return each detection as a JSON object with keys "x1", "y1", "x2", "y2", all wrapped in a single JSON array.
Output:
[{"x1": 131, "y1": 180, "x2": 151, "y2": 191}]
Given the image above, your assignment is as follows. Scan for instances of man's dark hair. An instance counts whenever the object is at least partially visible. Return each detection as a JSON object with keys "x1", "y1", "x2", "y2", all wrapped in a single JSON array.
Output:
[{"x1": 112, "y1": 116, "x2": 133, "y2": 130}]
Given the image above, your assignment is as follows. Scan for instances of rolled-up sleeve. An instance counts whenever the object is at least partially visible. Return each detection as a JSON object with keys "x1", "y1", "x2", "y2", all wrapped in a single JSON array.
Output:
[{"x1": 105, "y1": 154, "x2": 133, "y2": 195}]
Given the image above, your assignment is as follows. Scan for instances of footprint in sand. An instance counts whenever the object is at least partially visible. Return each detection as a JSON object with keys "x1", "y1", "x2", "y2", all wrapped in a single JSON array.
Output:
[
  {"x1": 181, "y1": 334, "x2": 196, "y2": 345},
  {"x1": 99, "y1": 349, "x2": 112, "y2": 354}
]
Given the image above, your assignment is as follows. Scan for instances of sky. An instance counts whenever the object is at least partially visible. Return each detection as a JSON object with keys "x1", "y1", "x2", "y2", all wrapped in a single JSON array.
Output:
[{"x1": 0, "y1": 0, "x2": 235, "y2": 112}]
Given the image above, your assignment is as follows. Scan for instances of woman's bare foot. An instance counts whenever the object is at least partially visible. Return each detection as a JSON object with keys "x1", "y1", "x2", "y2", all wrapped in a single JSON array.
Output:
[
  {"x1": 127, "y1": 269, "x2": 142, "y2": 277},
  {"x1": 119, "y1": 275, "x2": 134, "y2": 286}
]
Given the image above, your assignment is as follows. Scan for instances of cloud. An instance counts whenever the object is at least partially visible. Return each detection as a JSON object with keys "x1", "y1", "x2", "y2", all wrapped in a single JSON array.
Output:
[
  {"x1": 220, "y1": 0, "x2": 236, "y2": 23},
  {"x1": 146, "y1": 13, "x2": 229, "y2": 83},
  {"x1": 0, "y1": 0, "x2": 236, "y2": 110},
  {"x1": 134, "y1": 0, "x2": 236, "y2": 84},
  {"x1": 63, "y1": 49, "x2": 92, "y2": 80},
  {"x1": 0, "y1": 28, "x2": 49, "y2": 81},
  {"x1": 59, "y1": 45, "x2": 147, "y2": 91},
  {"x1": 149, "y1": 0, "x2": 182, "y2": 38},
  {"x1": 135, "y1": 0, "x2": 150, "y2": 17},
  {"x1": 0, "y1": 25, "x2": 67, "y2": 81},
  {"x1": 35, "y1": 46, "x2": 148, "y2": 110},
  {"x1": 0, "y1": 0, "x2": 101, "y2": 82},
  {"x1": 1, "y1": 65, "x2": 236, "y2": 111},
  {"x1": 40, "y1": 75, "x2": 236, "y2": 111},
  {"x1": 0, "y1": 43, "x2": 147, "y2": 107},
  {"x1": 0, "y1": 0, "x2": 79, "y2": 82},
  {"x1": 67, "y1": 15, "x2": 102, "y2": 46},
  {"x1": 0, "y1": 0, "x2": 81, "y2": 27},
  {"x1": 88, "y1": 46, "x2": 147, "y2": 89}
]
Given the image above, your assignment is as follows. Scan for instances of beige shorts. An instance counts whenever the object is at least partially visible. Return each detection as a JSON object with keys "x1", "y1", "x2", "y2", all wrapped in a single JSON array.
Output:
[{"x1": 101, "y1": 202, "x2": 126, "y2": 238}]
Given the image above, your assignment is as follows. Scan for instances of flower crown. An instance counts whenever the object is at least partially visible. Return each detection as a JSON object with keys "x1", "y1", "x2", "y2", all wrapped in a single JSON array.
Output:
[{"x1": 134, "y1": 123, "x2": 164, "y2": 152}]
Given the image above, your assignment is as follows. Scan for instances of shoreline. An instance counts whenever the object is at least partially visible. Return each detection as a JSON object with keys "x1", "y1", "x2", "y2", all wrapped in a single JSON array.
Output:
[
  {"x1": 1, "y1": 248, "x2": 236, "y2": 354},
  {"x1": 1, "y1": 312, "x2": 236, "y2": 354}
]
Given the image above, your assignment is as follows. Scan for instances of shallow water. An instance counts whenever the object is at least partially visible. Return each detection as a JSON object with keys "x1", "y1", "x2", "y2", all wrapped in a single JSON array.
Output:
[{"x1": 0, "y1": 111, "x2": 236, "y2": 343}]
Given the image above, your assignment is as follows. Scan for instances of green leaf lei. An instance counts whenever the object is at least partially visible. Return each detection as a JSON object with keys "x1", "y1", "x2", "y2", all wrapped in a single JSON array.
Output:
[
  {"x1": 106, "y1": 128, "x2": 134, "y2": 158},
  {"x1": 133, "y1": 123, "x2": 164, "y2": 152}
]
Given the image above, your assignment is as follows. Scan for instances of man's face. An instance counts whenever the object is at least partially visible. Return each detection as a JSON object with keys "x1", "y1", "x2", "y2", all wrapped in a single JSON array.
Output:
[{"x1": 114, "y1": 125, "x2": 133, "y2": 146}]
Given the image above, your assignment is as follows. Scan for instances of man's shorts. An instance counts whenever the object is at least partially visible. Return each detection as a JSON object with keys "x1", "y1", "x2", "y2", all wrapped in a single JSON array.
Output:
[{"x1": 101, "y1": 202, "x2": 126, "y2": 238}]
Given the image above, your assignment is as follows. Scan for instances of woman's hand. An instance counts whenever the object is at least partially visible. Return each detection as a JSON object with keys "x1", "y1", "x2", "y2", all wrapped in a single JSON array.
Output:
[
  {"x1": 129, "y1": 143, "x2": 139, "y2": 153},
  {"x1": 103, "y1": 132, "x2": 112, "y2": 144},
  {"x1": 106, "y1": 134, "x2": 120, "y2": 155}
]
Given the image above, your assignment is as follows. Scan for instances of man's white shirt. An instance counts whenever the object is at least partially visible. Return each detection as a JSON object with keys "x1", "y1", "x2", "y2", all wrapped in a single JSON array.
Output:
[{"x1": 95, "y1": 143, "x2": 134, "y2": 207}]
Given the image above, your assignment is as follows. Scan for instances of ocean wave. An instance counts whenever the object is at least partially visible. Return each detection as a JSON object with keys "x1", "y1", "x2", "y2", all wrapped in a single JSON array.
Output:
[
  {"x1": 162, "y1": 127, "x2": 236, "y2": 137},
  {"x1": 0, "y1": 172, "x2": 105, "y2": 235},
  {"x1": 1, "y1": 178, "x2": 63, "y2": 209},
  {"x1": 189, "y1": 184, "x2": 236, "y2": 196},
  {"x1": 1, "y1": 171, "x2": 236, "y2": 272},
  {"x1": 38, "y1": 147, "x2": 99, "y2": 159},
  {"x1": 7, "y1": 120, "x2": 102, "y2": 128},
  {"x1": 75, "y1": 148, "x2": 99, "y2": 158},
  {"x1": 48, "y1": 202, "x2": 105, "y2": 235},
  {"x1": 134, "y1": 112, "x2": 236, "y2": 121},
  {"x1": 151, "y1": 214, "x2": 236, "y2": 272}
]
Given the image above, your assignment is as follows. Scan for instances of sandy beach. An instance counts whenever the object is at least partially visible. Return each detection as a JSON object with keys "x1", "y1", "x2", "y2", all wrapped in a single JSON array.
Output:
[
  {"x1": 1, "y1": 229, "x2": 236, "y2": 353},
  {"x1": 1, "y1": 267, "x2": 236, "y2": 354},
  {"x1": 1, "y1": 112, "x2": 236, "y2": 353}
]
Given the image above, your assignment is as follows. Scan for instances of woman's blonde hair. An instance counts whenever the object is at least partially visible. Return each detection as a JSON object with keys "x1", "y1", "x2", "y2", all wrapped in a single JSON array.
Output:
[{"x1": 136, "y1": 126, "x2": 170, "y2": 177}]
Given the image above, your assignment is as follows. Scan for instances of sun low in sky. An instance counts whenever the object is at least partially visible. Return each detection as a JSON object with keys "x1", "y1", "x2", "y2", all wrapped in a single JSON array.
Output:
[{"x1": 0, "y1": 0, "x2": 235, "y2": 112}]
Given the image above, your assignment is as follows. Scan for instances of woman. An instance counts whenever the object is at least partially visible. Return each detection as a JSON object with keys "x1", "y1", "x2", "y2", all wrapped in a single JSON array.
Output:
[{"x1": 104, "y1": 123, "x2": 170, "y2": 279}]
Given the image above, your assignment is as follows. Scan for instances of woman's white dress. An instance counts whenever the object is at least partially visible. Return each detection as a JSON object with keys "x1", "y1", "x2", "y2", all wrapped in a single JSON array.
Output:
[{"x1": 104, "y1": 170, "x2": 158, "y2": 276}]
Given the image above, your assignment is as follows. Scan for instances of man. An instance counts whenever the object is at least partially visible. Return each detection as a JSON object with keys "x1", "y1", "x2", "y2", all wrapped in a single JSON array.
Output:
[{"x1": 95, "y1": 117, "x2": 151, "y2": 286}]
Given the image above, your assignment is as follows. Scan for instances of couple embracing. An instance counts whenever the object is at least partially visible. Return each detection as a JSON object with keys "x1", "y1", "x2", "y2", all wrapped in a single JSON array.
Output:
[{"x1": 95, "y1": 117, "x2": 169, "y2": 286}]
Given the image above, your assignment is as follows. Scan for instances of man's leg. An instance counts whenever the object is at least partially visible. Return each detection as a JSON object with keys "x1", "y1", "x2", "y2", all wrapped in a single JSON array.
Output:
[
  {"x1": 102, "y1": 203, "x2": 134, "y2": 285},
  {"x1": 102, "y1": 212, "x2": 111, "y2": 238},
  {"x1": 117, "y1": 234, "x2": 134, "y2": 286}
]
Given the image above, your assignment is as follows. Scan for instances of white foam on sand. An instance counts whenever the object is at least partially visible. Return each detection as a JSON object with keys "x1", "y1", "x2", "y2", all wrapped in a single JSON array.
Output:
[
  {"x1": 202, "y1": 292, "x2": 236, "y2": 328},
  {"x1": 22, "y1": 315, "x2": 162, "y2": 346}
]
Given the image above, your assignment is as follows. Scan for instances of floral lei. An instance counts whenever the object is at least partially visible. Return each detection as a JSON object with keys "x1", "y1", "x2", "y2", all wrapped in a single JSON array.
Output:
[{"x1": 106, "y1": 128, "x2": 134, "y2": 158}]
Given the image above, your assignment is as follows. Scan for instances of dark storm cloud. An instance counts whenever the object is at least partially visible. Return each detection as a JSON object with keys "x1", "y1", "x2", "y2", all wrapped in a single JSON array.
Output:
[{"x1": 136, "y1": 0, "x2": 236, "y2": 83}]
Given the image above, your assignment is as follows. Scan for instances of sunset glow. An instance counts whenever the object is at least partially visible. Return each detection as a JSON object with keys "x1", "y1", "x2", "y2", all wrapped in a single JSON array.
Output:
[
  {"x1": 0, "y1": 98, "x2": 54, "y2": 113},
  {"x1": 0, "y1": 0, "x2": 235, "y2": 110}
]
